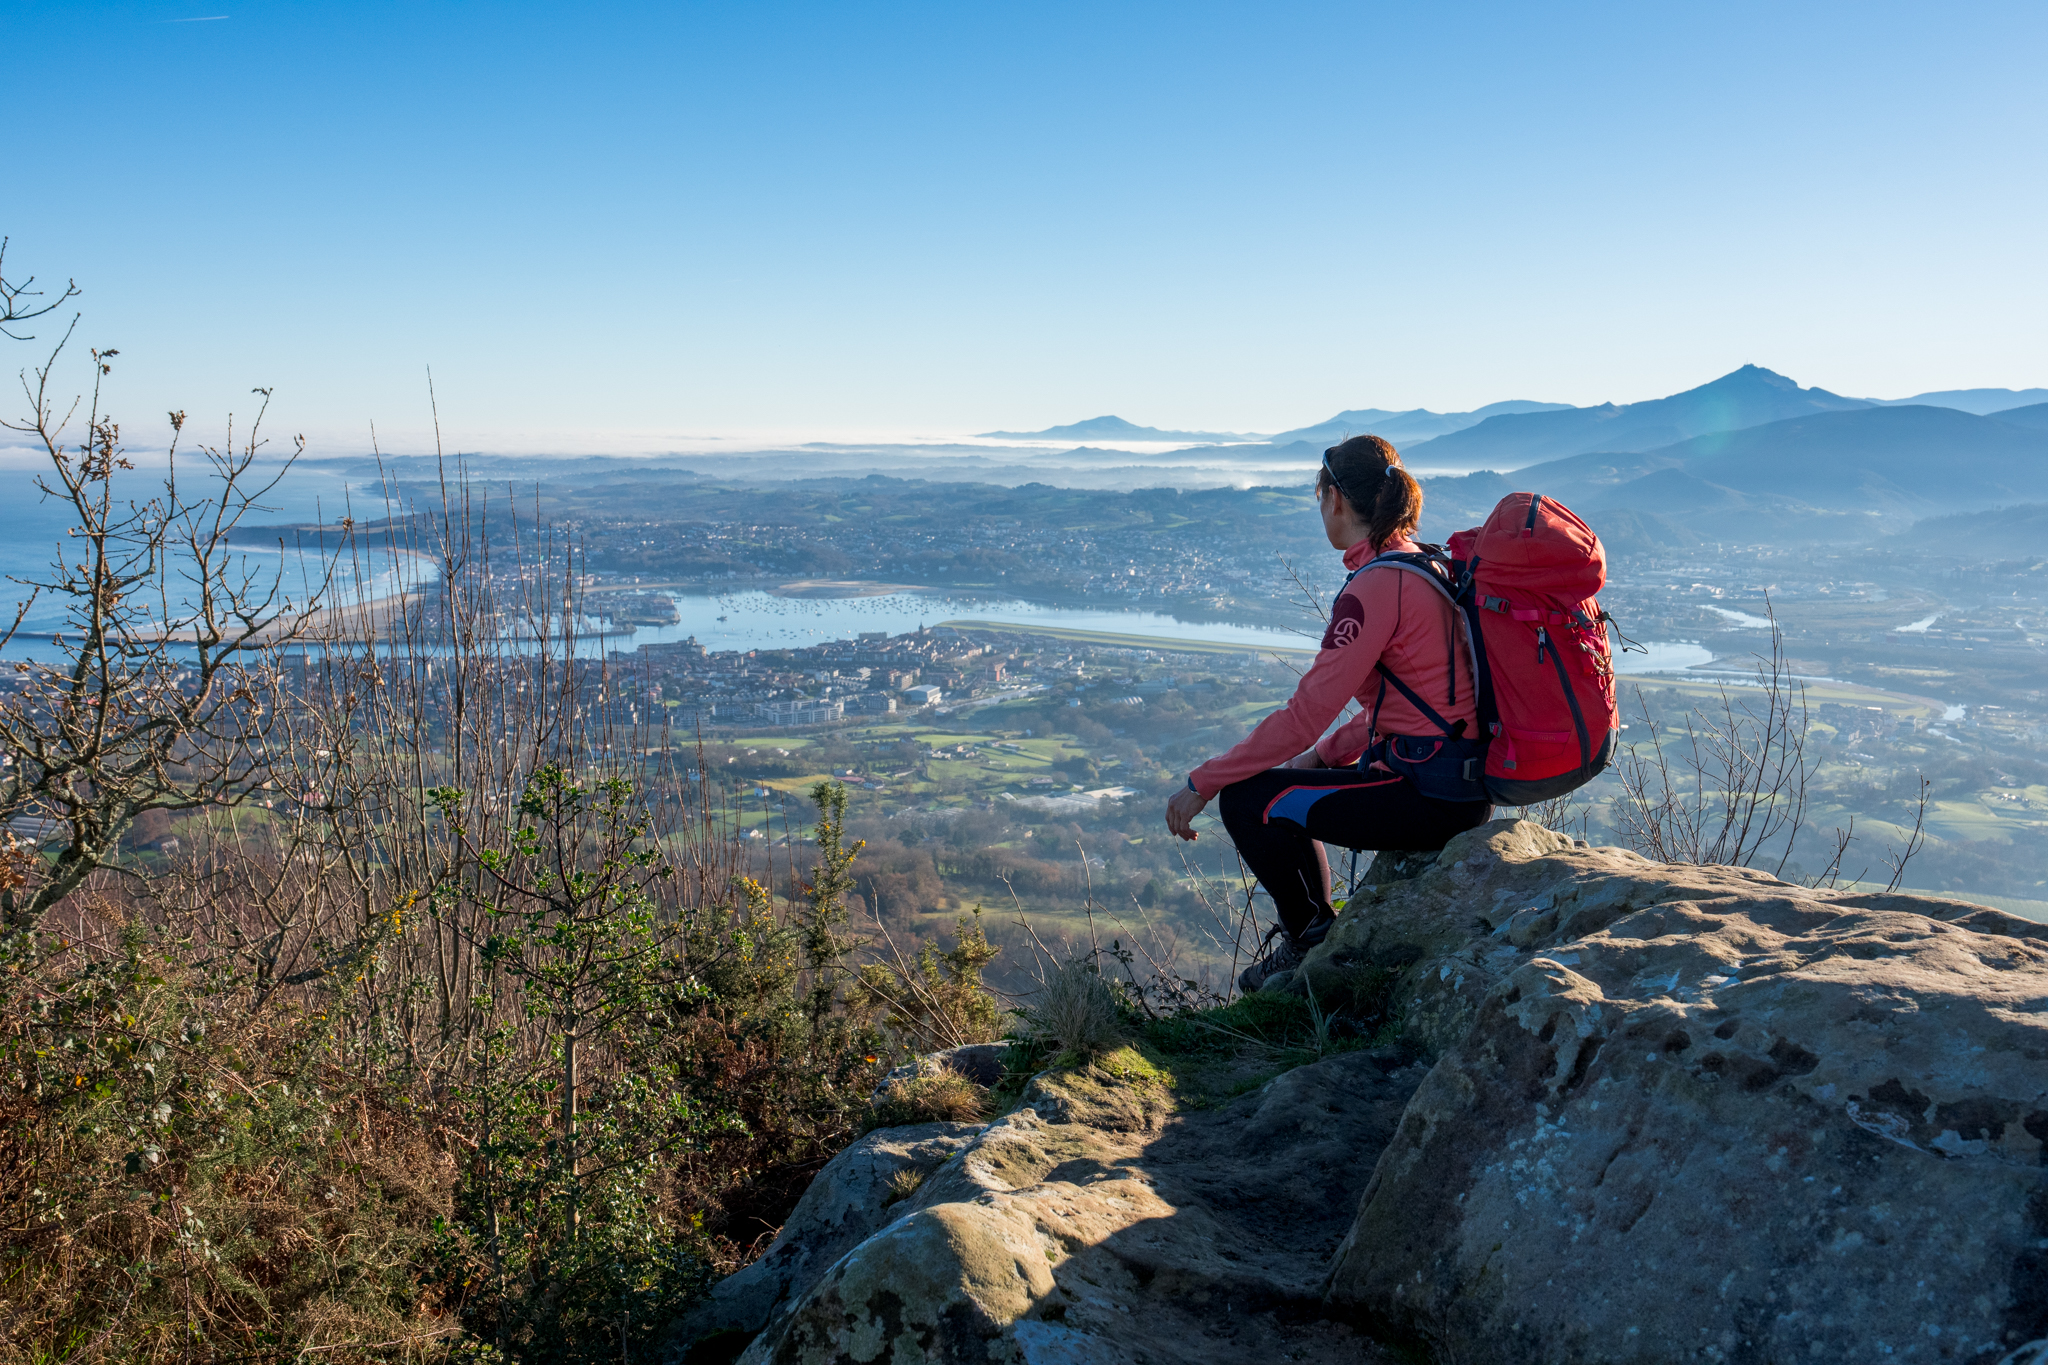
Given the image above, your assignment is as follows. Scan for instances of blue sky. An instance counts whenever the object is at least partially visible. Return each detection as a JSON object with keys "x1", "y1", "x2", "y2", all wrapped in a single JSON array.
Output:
[{"x1": 8, "y1": 1, "x2": 2045, "y2": 452}]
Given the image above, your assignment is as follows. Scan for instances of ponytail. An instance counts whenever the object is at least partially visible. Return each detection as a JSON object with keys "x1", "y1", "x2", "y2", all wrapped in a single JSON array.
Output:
[{"x1": 1323, "y1": 434, "x2": 1422, "y2": 548}]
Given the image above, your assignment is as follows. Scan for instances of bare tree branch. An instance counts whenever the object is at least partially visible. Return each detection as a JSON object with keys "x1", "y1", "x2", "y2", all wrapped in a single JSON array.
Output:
[{"x1": 0, "y1": 237, "x2": 80, "y2": 341}]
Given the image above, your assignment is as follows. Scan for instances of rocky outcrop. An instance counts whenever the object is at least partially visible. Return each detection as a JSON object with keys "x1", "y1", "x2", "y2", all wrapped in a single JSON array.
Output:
[
  {"x1": 675, "y1": 820, "x2": 2048, "y2": 1364},
  {"x1": 724, "y1": 1047, "x2": 1427, "y2": 1363},
  {"x1": 677, "y1": 1123, "x2": 985, "y2": 1356}
]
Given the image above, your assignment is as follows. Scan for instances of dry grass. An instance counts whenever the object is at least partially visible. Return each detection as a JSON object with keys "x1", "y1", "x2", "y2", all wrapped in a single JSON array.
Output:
[
  {"x1": 871, "y1": 1072, "x2": 989, "y2": 1127},
  {"x1": 884, "y1": 1167, "x2": 928, "y2": 1204},
  {"x1": 1018, "y1": 960, "x2": 1124, "y2": 1057}
]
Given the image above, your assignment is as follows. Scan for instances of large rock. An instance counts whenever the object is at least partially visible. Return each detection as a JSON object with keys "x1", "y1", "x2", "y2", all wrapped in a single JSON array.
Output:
[
  {"x1": 1309, "y1": 821, "x2": 2048, "y2": 1362},
  {"x1": 679, "y1": 820, "x2": 2048, "y2": 1364}
]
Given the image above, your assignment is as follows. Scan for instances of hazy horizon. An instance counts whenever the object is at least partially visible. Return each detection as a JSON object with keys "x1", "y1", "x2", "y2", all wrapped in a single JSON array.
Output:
[{"x1": 4, "y1": 365, "x2": 2042, "y2": 466}]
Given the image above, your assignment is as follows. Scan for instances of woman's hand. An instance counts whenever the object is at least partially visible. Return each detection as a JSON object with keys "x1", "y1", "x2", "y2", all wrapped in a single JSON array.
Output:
[
  {"x1": 1286, "y1": 747, "x2": 1328, "y2": 770},
  {"x1": 1165, "y1": 786, "x2": 1210, "y2": 841}
]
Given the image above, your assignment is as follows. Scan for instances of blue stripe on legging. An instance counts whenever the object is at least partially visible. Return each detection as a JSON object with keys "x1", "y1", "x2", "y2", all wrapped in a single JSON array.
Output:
[{"x1": 1261, "y1": 779, "x2": 1400, "y2": 827}]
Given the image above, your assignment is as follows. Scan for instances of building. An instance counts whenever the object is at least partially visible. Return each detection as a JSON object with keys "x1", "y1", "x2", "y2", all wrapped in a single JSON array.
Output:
[
  {"x1": 903, "y1": 684, "x2": 943, "y2": 707},
  {"x1": 759, "y1": 698, "x2": 845, "y2": 727},
  {"x1": 639, "y1": 635, "x2": 707, "y2": 660}
]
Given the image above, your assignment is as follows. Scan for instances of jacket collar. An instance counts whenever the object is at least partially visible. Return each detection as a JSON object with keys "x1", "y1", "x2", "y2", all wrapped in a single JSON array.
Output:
[{"x1": 1343, "y1": 534, "x2": 1416, "y2": 572}]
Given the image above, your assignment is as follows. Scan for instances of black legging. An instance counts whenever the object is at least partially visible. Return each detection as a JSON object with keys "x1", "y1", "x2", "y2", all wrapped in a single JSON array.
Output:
[{"x1": 1217, "y1": 766, "x2": 1492, "y2": 945}]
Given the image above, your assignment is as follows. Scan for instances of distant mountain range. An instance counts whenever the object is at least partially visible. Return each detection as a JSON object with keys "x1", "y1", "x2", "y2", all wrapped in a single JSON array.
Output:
[
  {"x1": 1399, "y1": 366, "x2": 1869, "y2": 468},
  {"x1": 1428, "y1": 403, "x2": 2048, "y2": 547},
  {"x1": 992, "y1": 372, "x2": 2048, "y2": 549},
  {"x1": 975, "y1": 415, "x2": 1261, "y2": 443},
  {"x1": 992, "y1": 377, "x2": 2048, "y2": 466},
  {"x1": 1868, "y1": 387, "x2": 2048, "y2": 415},
  {"x1": 1264, "y1": 401, "x2": 1572, "y2": 448}
]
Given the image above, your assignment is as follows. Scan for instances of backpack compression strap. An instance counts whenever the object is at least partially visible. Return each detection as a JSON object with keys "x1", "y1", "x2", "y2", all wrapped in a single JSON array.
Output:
[{"x1": 1370, "y1": 663, "x2": 1464, "y2": 740}]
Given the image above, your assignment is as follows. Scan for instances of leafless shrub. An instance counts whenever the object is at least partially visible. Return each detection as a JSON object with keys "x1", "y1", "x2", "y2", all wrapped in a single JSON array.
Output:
[
  {"x1": 1802, "y1": 774, "x2": 1930, "y2": 896},
  {"x1": 1278, "y1": 553, "x2": 1332, "y2": 632},
  {"x1": 1882, "y1": 775, "x2": 1931, "y2": 893},
  {"x1": 1808, "y1": 816, "x2": 1858, "y2": 890},
  {"x1": 0, "y1": 327, "x2": 334, "y2": 932},
  {"x1": 0, "y1": 237, "x2": 77, "y2": 340},
  {"x1": 1611, "y1": 598, "x2": 1819, "y2": 874}
]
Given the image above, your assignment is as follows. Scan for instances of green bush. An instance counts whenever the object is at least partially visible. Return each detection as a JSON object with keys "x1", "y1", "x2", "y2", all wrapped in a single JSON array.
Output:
[
  {"x1": 425, "y1": 778, "x2": 889, "y2": 1359},
  {"x1": 0, "y1": 778, "x2": 899, "y2": 1365}
]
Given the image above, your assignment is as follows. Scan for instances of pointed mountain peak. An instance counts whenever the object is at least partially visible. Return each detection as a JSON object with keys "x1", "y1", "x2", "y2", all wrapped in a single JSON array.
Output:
[
  {"x1": 1694, "y1": 364, "x2": 1801, "y2": 394},
  {"x1": 1729, "y1": 364, "x2": 1800, "y2": 391},
  {"x1": 1671, "y1": 365, "x2": 1862, "y2": 407}
]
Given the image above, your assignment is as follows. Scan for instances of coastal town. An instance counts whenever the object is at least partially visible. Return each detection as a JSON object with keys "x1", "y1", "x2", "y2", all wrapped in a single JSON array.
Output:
[{"x1": 6, "y1": 474, "x2": 2044, "y2": 957}]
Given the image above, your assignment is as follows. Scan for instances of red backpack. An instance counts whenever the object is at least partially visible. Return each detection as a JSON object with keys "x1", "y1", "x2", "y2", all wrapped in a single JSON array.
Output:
[{"x1": 1363, "y1": 492, "x2": 1619, "y2": 805}]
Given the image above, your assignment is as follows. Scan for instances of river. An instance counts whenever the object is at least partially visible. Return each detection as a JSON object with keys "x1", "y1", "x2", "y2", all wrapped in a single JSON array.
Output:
[
  {"x1": 597, "y1": 588, "x2": 1319, "y2": 655},
  {"x1": 595, "y1": 586, "x2": 1719, "y2": 674}
]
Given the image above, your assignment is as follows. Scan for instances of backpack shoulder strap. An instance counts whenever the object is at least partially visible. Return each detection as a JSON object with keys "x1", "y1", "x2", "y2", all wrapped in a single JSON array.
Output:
[
  {"x1": 1355, "y1": 550, "x2": 1474, "y2": 716},
  {"x1": 1354, "y1": 550, "x2": 1460, "y2": 607}
]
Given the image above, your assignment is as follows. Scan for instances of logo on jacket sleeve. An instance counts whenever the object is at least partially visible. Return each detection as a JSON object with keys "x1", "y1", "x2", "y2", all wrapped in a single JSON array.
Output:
[{"x1": 1321, "y1": 591, "x2": 1364, "y2": 650}]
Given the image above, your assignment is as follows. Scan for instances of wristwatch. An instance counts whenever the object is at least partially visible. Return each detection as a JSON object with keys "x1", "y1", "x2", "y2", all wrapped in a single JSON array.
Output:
[{"x1": 1186, "y1": 776, "x2": 1199, "y2": 795}]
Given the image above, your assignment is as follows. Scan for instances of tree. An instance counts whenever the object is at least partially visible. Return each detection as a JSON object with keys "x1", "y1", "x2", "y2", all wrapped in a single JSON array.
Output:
[{"x1": 439, "y1": 763, "x2": 681, "y2": 1241}]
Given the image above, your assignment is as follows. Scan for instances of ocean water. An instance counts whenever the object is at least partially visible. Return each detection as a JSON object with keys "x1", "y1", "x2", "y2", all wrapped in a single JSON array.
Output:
[{"x1": 0, "y1": 461, "x2": 402, "y2": 660}]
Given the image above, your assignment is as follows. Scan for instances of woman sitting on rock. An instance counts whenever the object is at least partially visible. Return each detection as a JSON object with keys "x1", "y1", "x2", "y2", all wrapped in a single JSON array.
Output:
[{"x1": 1164, "y1": 434, "x2": 1492, "y2": 992}]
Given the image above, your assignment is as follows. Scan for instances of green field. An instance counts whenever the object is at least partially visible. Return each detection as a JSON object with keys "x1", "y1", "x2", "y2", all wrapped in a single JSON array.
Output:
[
  {"x1": 1618, "y1": 671, "x2": 1942, "y2": 722},
  {"x1": 719, "y1": 721, "x2": 1119, "y2": 806}
]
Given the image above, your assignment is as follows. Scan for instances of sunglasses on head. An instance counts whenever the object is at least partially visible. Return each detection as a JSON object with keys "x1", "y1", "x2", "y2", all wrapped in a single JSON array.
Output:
[
  {"x1": 1319, "y1": 451, "x2": 1402, "y2": 503},
  {"x1": 1318, "y1": 452, "x2": 1358, "y2": 501}
]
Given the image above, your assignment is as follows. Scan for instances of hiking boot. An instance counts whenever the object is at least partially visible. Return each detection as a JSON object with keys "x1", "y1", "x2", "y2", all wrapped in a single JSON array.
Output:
[{"x1": 1238, "y1": 931, "x2": 1305, "y2": 994}]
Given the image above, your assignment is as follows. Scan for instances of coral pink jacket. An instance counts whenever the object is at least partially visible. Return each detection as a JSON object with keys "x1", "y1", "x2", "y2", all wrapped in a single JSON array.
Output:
[{"x1": 1188, "y1": 536, "x2": 1478, "y2": 798}]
